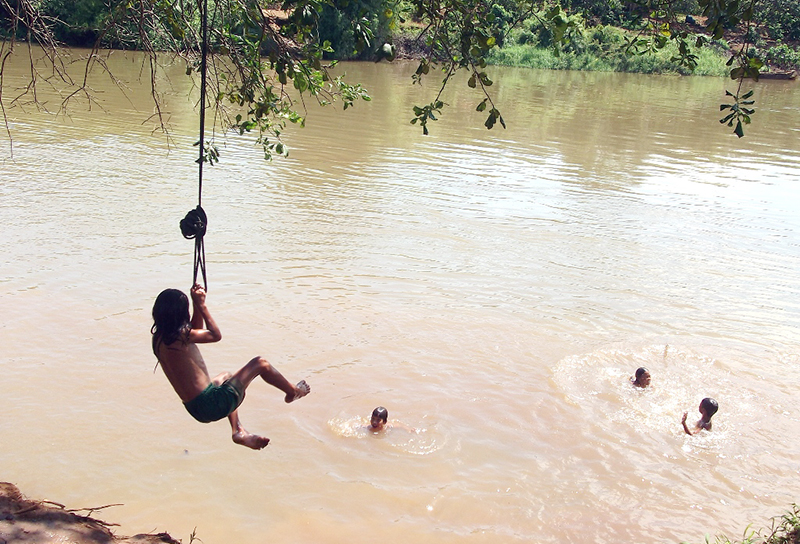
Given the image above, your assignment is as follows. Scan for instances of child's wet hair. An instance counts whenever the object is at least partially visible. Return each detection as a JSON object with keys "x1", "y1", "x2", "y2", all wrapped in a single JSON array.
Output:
[
  {"x1": 700, "y1": 397, "x2": 719, "y2": 417},
  {"x1": 372, "y1": 406, "x2": 388, "y2": 423},
  {"x1": 635, "y1": 367, "x2": 648, "y2": 379}
]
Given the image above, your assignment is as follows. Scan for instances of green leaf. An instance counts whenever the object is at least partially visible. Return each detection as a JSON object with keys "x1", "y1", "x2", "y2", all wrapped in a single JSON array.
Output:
[
  {"x1": 734, "y1": 120, "x2": 744, "y2": 138},
  {"x1": 485, "y1": 112, "x2": 496, "y2": 129},
  {"x1": 293, "y1": 76, "x2": 308, "y2": 93}
]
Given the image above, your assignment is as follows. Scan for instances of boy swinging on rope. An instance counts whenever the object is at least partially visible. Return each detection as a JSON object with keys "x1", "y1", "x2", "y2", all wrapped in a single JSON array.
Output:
[{"x1": 152, "y1": 284, "x2": 310, "y2": 450}]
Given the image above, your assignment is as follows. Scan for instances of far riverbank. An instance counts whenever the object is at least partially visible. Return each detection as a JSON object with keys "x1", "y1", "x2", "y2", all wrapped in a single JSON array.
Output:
[{"x1": 391, "y1": 15, "x2": 798, "y2": 78}]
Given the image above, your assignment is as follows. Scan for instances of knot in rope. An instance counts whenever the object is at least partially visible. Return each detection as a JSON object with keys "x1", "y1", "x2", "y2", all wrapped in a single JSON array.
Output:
[
  {"x1": 180, "y1": 205, "x2": 208, "y2": 289},
  {"x1": 180, "y1": 206, "x2": 207, "y2": 240}
]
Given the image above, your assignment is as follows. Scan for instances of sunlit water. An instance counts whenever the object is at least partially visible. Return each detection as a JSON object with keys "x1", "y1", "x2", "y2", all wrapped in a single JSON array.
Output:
[{"x1": 1, "y1": 50, "x2": 799, "y2": 544}]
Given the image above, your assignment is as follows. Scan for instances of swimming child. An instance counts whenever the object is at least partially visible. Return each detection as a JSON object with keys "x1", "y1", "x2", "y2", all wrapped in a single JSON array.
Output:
[
  {"x1": 631, "y1": 367, "x2": 651, "y2": 388},
  {"x1": 368, "y1": 406, "x2": 416, "y2": 433},
  {"x1": 681, "y1": 397, "x2": 718, "y2": 435},
  {"x1": 151, "y1": 284, "x2": 311, "y2": 450},
  {"x1": 369, "y1": 406, "x2": 389, "y2": 431}
]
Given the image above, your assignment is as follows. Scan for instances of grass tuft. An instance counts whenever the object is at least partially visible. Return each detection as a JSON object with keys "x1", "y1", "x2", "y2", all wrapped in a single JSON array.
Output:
[
  {"x1": 683, "y1": 505, "x2": 800, "y2": 544},
  {"x1": 488, "y1": 41, "x2": 730, "y2": 76}
]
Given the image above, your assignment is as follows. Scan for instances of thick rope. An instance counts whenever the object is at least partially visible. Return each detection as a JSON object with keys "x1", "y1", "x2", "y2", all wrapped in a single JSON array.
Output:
[
  {"x1": 196, "y1": 0, "x2": 208, "y2": 207},
  {"x1": 181, "y1": 0, "x2": 209, "y2": 290}
]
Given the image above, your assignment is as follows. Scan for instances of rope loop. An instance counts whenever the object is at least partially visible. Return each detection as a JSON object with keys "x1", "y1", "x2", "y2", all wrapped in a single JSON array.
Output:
[
  {"x1": 180, "y1": 205, "x2": 208, "y2": 289},
  {"x1": 180, "y1": 205, "x2": 207, "y2": 240}
]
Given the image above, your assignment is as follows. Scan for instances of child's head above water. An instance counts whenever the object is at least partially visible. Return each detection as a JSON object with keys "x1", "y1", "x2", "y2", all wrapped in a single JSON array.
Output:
[
  {"x1": 371, "y1": 406, "x2": 388, "y2": 430},
  {"x1": 699, "y1": 397, "x2": 718, "y2": 419},
  {"x1": 632, "y1": 367, "x2": 651, "y2": 387},
  {"x1": 682, "y1": 397, "x2": 719, "y2": 435}
]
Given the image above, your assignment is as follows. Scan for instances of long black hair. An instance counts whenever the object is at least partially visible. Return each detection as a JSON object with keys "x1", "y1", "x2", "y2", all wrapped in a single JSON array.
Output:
[{"x1": 151, "y1": 288, "x2": 191, "y2": 357}]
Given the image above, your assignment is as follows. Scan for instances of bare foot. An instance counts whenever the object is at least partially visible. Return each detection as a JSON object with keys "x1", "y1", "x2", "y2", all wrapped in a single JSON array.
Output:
[
  {"x1": 285, "y1": 380, "x2": 311, "y2": 403},
  {"x1": 232, "y1": 430, "x2": 270, "y2": 450}
]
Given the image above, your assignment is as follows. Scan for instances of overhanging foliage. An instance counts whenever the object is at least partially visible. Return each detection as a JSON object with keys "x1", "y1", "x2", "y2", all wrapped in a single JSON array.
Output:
[{"x1": 0, "y1": 0, "x2": 781, "y2": 160}]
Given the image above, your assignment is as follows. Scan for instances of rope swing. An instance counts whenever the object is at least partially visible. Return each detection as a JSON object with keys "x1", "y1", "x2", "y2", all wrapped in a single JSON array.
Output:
[{"x1": 180, "y1": 0, "x2": 210, "y2": 290}]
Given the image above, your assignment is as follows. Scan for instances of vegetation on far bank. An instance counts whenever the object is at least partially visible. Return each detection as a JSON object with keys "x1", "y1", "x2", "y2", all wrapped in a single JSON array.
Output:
[
  {"x1": 484, "y1": 21, "x2": 732, "y2": 75},
  {"x1": 10, "y1": 0, "x2": 800, "y2": 76},
  {"x1": 2, "y1": 0, "x2": 799, "y2": 149},
  {"x1": 408, "y1": 2, "x2": 800, "y2": 76}
]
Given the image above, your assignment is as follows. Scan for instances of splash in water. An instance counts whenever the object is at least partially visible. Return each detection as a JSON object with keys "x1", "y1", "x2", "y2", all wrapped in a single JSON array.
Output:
[{"x1": 327, "y1": 415, "x2": 443, "y2": 455}]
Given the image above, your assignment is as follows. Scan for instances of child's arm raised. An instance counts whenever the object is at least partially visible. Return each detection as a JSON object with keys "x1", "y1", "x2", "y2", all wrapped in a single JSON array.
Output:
[
  {"x1": 681, "y1": 412, "x2": 697, "y2": 435},
  {"x1": 189, "y1": 284, "x2": 222, "y2": 344}
]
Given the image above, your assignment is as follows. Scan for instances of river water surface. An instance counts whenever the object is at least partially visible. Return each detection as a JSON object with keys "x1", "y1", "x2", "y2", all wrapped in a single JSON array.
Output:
[{"x1": 1, "y1": 50, "x2": 799, "y2": 544}]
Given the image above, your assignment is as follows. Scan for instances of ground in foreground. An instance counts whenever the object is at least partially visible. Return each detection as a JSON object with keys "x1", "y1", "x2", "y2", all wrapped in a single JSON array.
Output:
[{"x1": 0, "y1": 482, "x2": 178, "y2": 544}]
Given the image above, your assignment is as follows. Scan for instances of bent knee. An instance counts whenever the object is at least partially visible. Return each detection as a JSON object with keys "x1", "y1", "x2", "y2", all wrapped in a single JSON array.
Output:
[{"x1": 250, "y1": 356, "x2": 272, "y2": 370}]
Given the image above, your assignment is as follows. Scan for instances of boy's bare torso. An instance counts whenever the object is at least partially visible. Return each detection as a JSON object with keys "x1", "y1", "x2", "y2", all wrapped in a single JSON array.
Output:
[{"x1": 157, "y1": 340, "x2": 212, "y2": 403}]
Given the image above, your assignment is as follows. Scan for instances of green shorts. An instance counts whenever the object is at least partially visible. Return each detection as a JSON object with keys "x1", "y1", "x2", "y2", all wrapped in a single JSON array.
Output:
[{"x1": 184, "y1": 378, "x2": 245, "y2": 423}]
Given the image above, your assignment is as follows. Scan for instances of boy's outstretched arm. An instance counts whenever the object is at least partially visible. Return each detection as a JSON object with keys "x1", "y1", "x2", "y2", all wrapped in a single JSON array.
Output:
[
  {"x1": 681, "y1": 412, "x2": 696, "y2": 435},
  {"x1": 393, "y1": 421, "x2": 418, "y2": 433},
  {"x1": 189, "y1": 284, "x2": 222, "y2": 344}
]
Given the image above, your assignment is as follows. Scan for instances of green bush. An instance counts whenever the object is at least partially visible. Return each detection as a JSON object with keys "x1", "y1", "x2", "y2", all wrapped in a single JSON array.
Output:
[
  {"x1": 762, "y1": 43, "x2": 800, "y2": 69},
  {"x1": 318, "y1": 0, "x2": 393, "y2": 60},
  {"x1": 36, "y1": 0, "x2": 184, "y2": 50},
  {"x1": 754, "y1": 0, "x2": 800, "y2": 42},
  {"x1": 488, "y1": 27, "x2": 729, "y2": 76},
  {"x1": 39, "y1": 0, "x2": 107, "y2": 46}
]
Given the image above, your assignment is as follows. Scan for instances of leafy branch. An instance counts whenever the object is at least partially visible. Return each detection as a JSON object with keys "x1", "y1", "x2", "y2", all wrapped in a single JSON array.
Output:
[
  {"x1": 720, "y1": 88, "x2": 754, "y2": 138},
  {"x1": 0, "y1": 0, "x2": 373, "y2": 160},
  {"x1": 625, "y1": 0, "x2": 761, "y2": 137}
]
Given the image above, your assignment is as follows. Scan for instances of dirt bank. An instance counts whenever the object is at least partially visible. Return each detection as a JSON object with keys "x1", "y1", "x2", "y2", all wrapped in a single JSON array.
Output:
[{"x1": 0, "y1": 483, "x2": 178, "y2": 544}]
